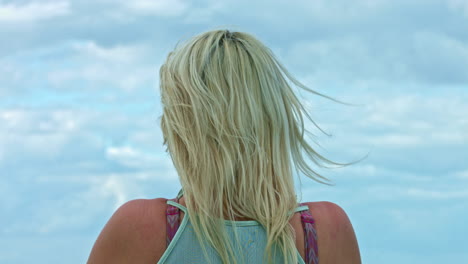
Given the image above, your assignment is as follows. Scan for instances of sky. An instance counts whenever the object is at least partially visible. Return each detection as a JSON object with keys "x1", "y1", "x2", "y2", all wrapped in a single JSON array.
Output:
[{"x1": 1, "y1": 0, "x2": 467, "y2": 263}]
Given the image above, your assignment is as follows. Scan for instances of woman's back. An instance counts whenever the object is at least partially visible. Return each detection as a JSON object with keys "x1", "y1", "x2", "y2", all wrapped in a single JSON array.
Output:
[{"x1": 87, "y1": 193, "x2": 361, "y2": 263}]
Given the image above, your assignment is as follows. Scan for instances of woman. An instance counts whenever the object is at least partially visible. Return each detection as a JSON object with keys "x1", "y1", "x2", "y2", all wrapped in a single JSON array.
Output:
[{"x1": 88, "y1": 29, "x2": 361, "y2": 264}]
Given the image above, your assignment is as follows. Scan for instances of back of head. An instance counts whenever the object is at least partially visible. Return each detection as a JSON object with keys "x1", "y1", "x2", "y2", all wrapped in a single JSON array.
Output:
[{"x1": 159, "y1": 29, "x2": 342, "y2": 263}]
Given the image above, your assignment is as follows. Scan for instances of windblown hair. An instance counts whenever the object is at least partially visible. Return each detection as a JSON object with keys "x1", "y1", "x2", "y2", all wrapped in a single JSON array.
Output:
[{"x1": 159, "y1": 29, "x2": 349, "y2": 263}]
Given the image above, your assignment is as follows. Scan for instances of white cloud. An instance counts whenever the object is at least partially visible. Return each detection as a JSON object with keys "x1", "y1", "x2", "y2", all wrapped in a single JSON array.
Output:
[
  {"x1": 324, "y1": 164, "x2": 379, "y2": 179},
  {"x1": 182, "y1": 1, "x2": 225, "y2": 24},
  {"x1": 352, "y1": 93, "x2": 467, "y2": 146},
  {"x1": 368, "y1": 134, "x2": 423, "y2": 147},
  {"x1": 0, "y1": 109, "x2": 87, "y2": 164},
  {"x1": 287, "y1": 31, "x2": 468, "y2": 86},
  {"x1": 455, "y1": 170, "x2": 468, "y2": 179},
  {"x1": 119, "y1": 0, "x2": 188, "y2": 16},
  {"x1": 106, "y1": 145, "x2": 169, "y2": 169},
  {"x1": 47, "y1": 41, "x2": 156, "y2": 91},
  {"x1": 386, "y1": 207, "x2": 437, "y2": 234},
  {"x1": 49, "y1": 64, "x2": 155, "y2": 91},
  {"x1": 288, "y1": 37, "x2": 376, "y2": 80},
  {"x1": 0, "y1": 109, "x2": 100, "y2": 166},
  {"x1": 0, "y1": 61, "x2": 22, "y2": 84},
  {"x1": 34, "y1": 173, "x2": 137, "y2": 234},
  {"x1": 0, "y1": 107, "x2": 173, "y2": 181},
  {"x1": 406, "y1": 188, "x2": 468, "y2": 199},
  {"x1": 71, "y1": 41, "x2": 150, "y2": 64},
  {"x1": 26, "y1": 167, "x2": 180, "y2": 235},
  {"x1": 0, "y1": 1, "x2": 70, "y2": 23},
  {"x1": 307, "y1": 92, "x2": 468, "y2": 173},
  {"x1": 0, "y1": 109, "x2": 80, "y2": 132},
  {"x1": 448, "y1": 0, "x2": 468, "y2": 17},
  {"x1": 386, "y1": 201, "x2": 467, "y2": 240},
  {"x1": 100, "y1": 174, "x2": 131, "y2": 208},
  {"x1": 362, "y1": 185, "x2": 468, "y2": 202},
  {"x1": 410, "y1": 31, "x2": 468, "y2": 83},
  {"x1": 236, "y1": 0, "x2": 392, "y2": 25}
]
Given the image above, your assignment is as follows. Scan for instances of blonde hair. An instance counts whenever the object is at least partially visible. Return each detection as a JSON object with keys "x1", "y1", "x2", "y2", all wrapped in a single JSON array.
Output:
[{"x1": 159, "y1": 29, "x2": 352, "y2": 263}]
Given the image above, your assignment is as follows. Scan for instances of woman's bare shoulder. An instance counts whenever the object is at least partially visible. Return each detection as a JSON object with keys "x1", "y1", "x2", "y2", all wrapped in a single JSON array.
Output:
[
  {"x1": 304, "y1": 201, "x2": 362, "y2": 264},
  {"x1": 87, "y1": 198, "x2": 168, "y2": 264}
]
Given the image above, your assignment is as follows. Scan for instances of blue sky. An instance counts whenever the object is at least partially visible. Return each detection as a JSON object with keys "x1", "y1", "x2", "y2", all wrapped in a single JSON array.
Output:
[{"x1": 1, "y1": 0, "x2": 467, "y2": 263}]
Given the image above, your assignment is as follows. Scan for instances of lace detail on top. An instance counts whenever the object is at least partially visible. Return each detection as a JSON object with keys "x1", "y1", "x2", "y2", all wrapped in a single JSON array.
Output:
[
  {"x1": 166, "y1": 198, "x2": 180, "y2": 246},
  {"x1": 299, "y1": 202, "x2": 319, "y2": 264}
]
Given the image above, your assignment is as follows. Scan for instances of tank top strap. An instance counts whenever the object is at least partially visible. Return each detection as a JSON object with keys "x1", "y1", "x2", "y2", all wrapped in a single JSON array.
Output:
[
  {"x1": 298, "y1": 202, "x2": 319, "y2": 264},
  {"x1": 166, "y1": 197, "x2": 181, "y2": 247},
  {"x1": 166, "y1": 190, "x2": 319, "y2": 263}
]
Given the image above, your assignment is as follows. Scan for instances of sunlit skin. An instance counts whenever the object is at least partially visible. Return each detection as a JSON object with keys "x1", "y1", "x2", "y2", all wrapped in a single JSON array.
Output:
[{"x1": 87, "y1": 197, "x2": 361, "y2": 263}]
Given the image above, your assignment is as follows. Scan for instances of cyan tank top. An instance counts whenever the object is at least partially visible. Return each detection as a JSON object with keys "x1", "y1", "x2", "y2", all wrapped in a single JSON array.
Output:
[{"x1": 157, "y1": 189, "x2": 318, "y2": 264}]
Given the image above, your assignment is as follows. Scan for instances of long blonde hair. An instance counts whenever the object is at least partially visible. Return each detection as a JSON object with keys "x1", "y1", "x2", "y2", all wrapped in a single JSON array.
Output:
[{"x1": 159, "y1": 29, "x2": 352, "y2": 263}]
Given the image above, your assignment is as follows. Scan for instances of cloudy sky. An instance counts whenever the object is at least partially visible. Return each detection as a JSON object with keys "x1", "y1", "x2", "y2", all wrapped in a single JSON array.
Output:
[{"x1": 1, "y1": 0, "x2": 467, "y2": 263}]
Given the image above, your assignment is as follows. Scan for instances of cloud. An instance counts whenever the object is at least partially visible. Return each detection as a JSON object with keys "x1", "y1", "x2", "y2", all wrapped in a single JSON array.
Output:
[
  {"x1": 410, "y1": 31, "x2": 468, "y2": 84},
  {"x1": 0, "y1": 107, "x2": 164, "y2": 171},
  {"x1": 454, "y1": 169, "x2": 468, "y2": 179},
  {"x1": 31, "y1": 171, "x2": 178, "y2": 235},
  {"x1": 122, "y1": 0, "x2": 188, "y2": 16},
  {"x1": 44, "y1": 41, "x2": 157, "y2": 91},
  {"x1": 286, "y1": 32, "x2": 468, "y2": 86},
  {"x1": 70, "y1": 41, "x2": 151, "y2": 63},
  {"x1": 0, "y1": 1, "x2": 70, "y2": 23},
  {"x1": 406, "y1": 188, "x2": 468, "y2": 199},
  {"x1": 0, "y1": 108, "x2": 80, "y2": 132},
  {"x1": 3, "y1": 0, "x2": 467, "y2": 88},
  {"x1": 0, "y1": 106, "x2": 178, "y2": 236},
  {"x1": 315, "y1": 92, "x2": 468, "y2": 147},
  {"x1": 7, "y1": 172, "x2": 137, "y2": 235},
  {"x1": 367, "y1": 134, "x2": 423, "y2": 147},
  {"x1": 338, "y1": 179, "x2": 468, "y2": 202},
  {"x1": 299, "y1": 89, "x2": 468, "y2": 181},
  {"x1": 2, "y1": 2, "x2": 468, "y2": 263},
  {"x1": 0, "y1": 109, "x2": 82, "y2": 167},
  {"x1": 448, "y1": 0, "x2": 468, "y2": 17},
  {"x1": 105, "y1": 145, "x2": 171, "y2": 170},
  {"x1": 48, "y1": 64, "x2": 156, "y2": 91}
]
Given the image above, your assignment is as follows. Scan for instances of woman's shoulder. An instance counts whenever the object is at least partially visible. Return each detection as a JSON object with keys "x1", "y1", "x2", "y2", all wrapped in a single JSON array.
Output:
[
  {"x1": 106, "y1": 198, "x2": 168, "y2": 239},
  {"x1": 87, "y1": 198, "x2": 168, "y2": 264},
  {"x1": 303, "y1": 201, "x2": 349, "y2": 222},
  {"x1": 303, "y1": 201, "x2": 361, "y2": 264},
  {"x1": 116, "y1": 197, "x2": 168, "y2": 220}
]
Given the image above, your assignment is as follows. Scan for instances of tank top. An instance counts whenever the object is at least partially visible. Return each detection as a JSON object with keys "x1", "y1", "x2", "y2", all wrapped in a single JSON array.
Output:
[{"x1": 158, "y1": 189, "x2": 318, "y2": 264}]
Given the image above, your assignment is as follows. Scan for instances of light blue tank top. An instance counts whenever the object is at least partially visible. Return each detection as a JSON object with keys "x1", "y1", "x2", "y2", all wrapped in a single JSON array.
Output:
[{"x1": 157, "y1": 191, "x2": 309, "y2": 264}]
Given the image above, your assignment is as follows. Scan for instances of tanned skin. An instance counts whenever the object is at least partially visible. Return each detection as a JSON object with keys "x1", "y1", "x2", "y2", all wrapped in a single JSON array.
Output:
[{"x1": 87, "y1": 198, "x2": 361, "y2": 264}]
